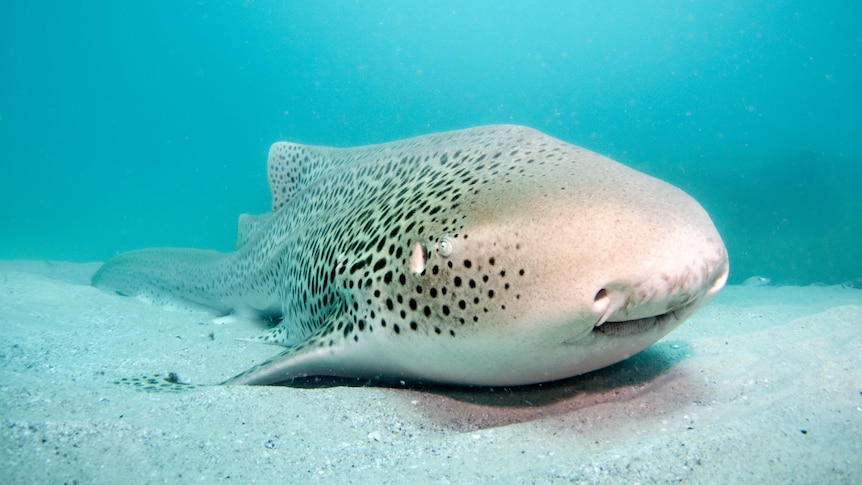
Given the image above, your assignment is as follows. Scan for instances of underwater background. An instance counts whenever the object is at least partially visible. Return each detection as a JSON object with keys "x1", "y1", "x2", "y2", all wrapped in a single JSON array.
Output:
[{"x1": 1, "y1": 1, "x2": 859, "y2": 285}]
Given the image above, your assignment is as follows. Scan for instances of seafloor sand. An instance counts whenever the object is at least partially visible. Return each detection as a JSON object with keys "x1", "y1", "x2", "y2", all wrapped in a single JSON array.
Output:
[{"x1": 1, "y1": 260, "x2": 860, "y2": 484}]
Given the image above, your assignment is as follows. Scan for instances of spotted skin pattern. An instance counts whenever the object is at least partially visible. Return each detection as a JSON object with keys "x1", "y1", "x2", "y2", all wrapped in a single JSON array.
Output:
[{"x1": 93, "y1": 125, "x2": 728, "y2": 387}]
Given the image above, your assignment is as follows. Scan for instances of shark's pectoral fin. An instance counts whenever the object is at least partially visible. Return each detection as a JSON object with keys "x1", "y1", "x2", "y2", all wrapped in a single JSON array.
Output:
[
  {"x1": 223, "y1": 312, "x2": 355, "y2": 386},
  {"x1": 222, "y1": 344, "x2": 328, "y2": 386}
]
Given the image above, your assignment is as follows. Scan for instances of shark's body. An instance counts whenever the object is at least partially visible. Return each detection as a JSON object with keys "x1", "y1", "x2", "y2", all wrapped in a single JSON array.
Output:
[{"x1": 93, "y1": 125, "x2": 728, "y2": 386}]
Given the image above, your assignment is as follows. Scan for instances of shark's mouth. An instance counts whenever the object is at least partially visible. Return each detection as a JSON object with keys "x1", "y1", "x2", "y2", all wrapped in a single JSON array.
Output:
[
  {"x1": 592, "y1": 304, "x2": 691, "y2": 338},
  {"x1": 594, "y1": 315, "x2": 661, "y2": 336}
]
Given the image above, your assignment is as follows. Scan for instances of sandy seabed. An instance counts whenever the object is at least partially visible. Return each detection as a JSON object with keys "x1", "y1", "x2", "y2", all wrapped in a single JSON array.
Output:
[{"x1": 0, "y1": 260, "x2": 860, "y2": 484}]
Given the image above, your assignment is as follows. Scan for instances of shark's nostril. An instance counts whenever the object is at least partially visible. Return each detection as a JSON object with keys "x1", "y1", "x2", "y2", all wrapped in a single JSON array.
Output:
[
  {"x1": 594, "y1": 288, "x2": 608, "y2": 304},
  {"x1": 593, "y1": 288, "x2": 611, "y2": 326}
]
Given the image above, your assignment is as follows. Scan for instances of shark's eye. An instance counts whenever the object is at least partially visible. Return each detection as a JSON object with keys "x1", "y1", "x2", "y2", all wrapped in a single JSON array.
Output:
[{"x1": 437, "y1": 237, "x2": 455, "y2": 257}]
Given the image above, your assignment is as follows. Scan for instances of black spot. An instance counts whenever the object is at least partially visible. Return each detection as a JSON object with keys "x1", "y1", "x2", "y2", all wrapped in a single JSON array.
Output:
[
  {"x1": 449, "y1": 330, "x2": 456, "y2": 337},
  {"x1": 458, "y1": 300, "x2": 466, "y2": 310},
  {"x1": 442, "y1": 305, "x2": 450, "y2": 316},
  {"x1": 488, "y1": 290, "x2": 495, "y2": 298},
  {"x1": 469, "y1": 279, "x2": 476, "y2": 288},
  {"x1": 399, "y1": 274, "x2": 406, "y2": 285},
  {"x1": 429, "y1": 288, "x2": 438, "y2": 298},
  {"x1": 434, "y1": 327, "x2": 441, "y2": 334},
  {"x1": 393, "y1": 324, "x2": 400, "y2": 334},
  {"x1": 410, "y1": 321, "x2": 418, "y2": 331},
  {"x1": 423, "y1": 306, "x2": 431, "y2": 317},
  {"x1": 386, "y1": 299, "x2": 394, "y2": 311},
  {"x1": 415, "y1": 285, "x2": 423, "y2": 294},
  {"x1": 519, "y1": 269, "x2": 525, "y2": 276},
  {"x1": 454, "y1": 276, "x2": 462, "y2": 287},
  {"x1": 489, "y1": 257, "x2": 496, "y2": 266},
  {"x1": 373, "y1": 258, "x2": 387, "y2": 272},
  {"x1": 409, "y1": 299, "x2": 417, "y2": 310},
  {"x1": 464, "y1": 259, "x2": 472, "y2": 268},
  {"x1": 349, "y1": 260, "x2": 366, "y2": 274}
]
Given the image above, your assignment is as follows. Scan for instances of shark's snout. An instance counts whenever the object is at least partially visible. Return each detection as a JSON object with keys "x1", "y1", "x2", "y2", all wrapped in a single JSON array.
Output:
[
  {"x1": 706, "y1": 260, "x2": 730, "y2": 296},
  {"x1": 591, "y1": 233, "x2": 729, "y2": 338}
]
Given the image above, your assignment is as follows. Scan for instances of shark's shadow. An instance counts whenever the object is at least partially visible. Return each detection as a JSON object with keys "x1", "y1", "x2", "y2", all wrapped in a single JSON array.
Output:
[{"x1": 280, "y1": 340, "x2": 701, "y2": 431}]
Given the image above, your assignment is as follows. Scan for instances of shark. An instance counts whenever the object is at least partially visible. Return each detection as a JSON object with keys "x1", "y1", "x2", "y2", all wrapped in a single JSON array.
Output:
[{"x1": 92, "y1": 125, "x2": 728, "y2": 387}]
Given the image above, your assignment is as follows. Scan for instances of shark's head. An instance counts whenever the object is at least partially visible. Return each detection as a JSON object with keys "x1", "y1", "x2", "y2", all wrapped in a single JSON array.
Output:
[{"x1": 345, "y1": 131, "x2": 729, "y2": 386}]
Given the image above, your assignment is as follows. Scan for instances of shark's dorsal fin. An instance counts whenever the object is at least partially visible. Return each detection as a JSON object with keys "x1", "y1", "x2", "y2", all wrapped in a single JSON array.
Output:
[
  {"x1": 234, "y1": 143, "x2": 351, "y2": 251},
  {"x1": 267, "y1": 142, "x2": 357, "y2": 211}
]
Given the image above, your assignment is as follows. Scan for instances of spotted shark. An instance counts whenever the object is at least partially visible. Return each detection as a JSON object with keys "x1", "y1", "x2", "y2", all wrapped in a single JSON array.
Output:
[{"x1": 92, "y1": 125, "x2": 728, "y2": 387}]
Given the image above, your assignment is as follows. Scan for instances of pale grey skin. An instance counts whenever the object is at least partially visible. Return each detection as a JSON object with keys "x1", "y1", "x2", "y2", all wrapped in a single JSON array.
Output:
[{"x1": 92, "y1": 125, "x2": 728, "y2": 387}]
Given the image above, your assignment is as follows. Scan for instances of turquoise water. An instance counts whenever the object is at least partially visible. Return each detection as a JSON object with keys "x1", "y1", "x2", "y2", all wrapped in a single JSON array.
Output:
[{"x1": 1, "y1": 1, "x2": 859, "y2": 285}]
